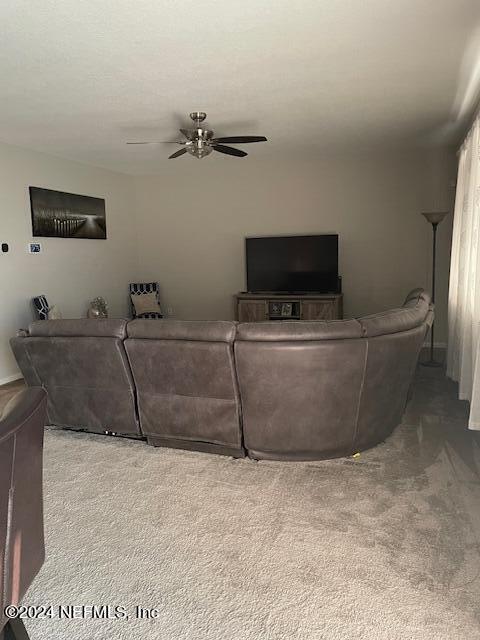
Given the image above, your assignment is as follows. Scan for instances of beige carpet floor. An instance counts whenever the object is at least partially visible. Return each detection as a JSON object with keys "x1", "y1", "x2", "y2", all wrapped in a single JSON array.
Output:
[{"x1": 18, "y1": 364, "x2": 480, "y2": 639}]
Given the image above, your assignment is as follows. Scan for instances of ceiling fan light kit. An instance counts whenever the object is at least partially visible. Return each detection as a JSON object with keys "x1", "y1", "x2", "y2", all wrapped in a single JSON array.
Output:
[{"x1": 127, "y1": 112, "x2": 267, "y2": 160}]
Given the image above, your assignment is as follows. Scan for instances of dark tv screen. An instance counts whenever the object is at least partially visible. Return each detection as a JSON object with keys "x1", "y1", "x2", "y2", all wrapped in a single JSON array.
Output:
[{"x1": 246, "y1": 234, "x2": 338, "y2": 293}]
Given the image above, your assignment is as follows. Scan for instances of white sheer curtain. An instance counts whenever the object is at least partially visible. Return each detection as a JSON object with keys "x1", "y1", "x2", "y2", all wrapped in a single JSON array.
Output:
[{"x1": 447, "y1": 116, "x2": 480, "y2": 429}]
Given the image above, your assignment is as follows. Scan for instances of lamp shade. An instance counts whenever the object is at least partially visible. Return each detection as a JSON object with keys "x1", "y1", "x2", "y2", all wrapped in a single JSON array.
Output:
[{"x1": 421, "y1": 211, "x2": 449, "y2": 225}]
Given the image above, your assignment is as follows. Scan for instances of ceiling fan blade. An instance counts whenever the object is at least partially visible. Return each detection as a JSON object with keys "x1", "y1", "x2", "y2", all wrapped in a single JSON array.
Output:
[
  {"x1": 127, "y1": 141, "x2": 185, "y2": 145},
  {"x1": 212, "y1": 136, "x2": 267, "y2": 144},
  {"x1": 180, "y1": 128, "x2": 194, "y2": 140},
  {"x1": 212, "y1": 144, "x2": 247, "y2": 158},
  {"x1": 168, "y1": 148, "x2": 188, "y2": 159}
]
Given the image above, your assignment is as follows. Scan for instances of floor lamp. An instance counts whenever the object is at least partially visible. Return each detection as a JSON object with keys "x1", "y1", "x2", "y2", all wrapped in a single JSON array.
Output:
[{"x1": 421, "y1": 211, "x2": 449, "y2": 367}]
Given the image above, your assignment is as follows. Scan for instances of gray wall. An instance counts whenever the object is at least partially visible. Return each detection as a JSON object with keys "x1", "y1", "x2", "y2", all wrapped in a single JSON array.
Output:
[
  {"x1": 133, "y1": 147, "x2": 456, "y2": 339},
  {"x1": 0, "y1": 142, "x2": 139, "y2": 383}
]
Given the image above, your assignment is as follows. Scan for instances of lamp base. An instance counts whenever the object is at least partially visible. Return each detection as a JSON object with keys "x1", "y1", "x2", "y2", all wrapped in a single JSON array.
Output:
[{"x1": 421, "y1": 359, "x2": 443, "y2": 368}]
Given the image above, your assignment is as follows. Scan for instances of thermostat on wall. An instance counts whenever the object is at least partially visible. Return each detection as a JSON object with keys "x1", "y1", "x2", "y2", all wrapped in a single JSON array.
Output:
[{"x1": 28, "y1": 242, "x2": 42, "y2": 254}]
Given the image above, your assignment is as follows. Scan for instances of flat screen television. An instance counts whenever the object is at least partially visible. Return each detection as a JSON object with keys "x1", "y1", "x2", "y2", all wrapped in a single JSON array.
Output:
[{"x1": 246, "y1": 234, "x2": 339, "y2": 293}]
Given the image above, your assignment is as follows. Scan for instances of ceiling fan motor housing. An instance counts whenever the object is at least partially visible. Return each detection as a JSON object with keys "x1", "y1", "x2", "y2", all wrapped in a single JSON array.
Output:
[{"x1": 190, "y1": 111, "x2": 207, "y2": 123}]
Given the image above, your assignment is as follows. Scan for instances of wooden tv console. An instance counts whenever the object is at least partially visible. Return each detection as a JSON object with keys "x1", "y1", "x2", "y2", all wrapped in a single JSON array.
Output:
[{"x1": 234, "y1": 292, "x2": 343, "y2": 322}]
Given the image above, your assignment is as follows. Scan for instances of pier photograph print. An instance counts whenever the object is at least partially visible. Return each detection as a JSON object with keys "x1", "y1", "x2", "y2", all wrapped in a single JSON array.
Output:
[{"x1": 29, "y1": 186, "x2": 106, "y2": 239}]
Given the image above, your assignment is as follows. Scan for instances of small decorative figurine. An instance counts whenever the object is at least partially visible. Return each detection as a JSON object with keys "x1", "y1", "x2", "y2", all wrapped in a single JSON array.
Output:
[{"x1": 87, "y1": 296, "x2": 108, "y2": 319}]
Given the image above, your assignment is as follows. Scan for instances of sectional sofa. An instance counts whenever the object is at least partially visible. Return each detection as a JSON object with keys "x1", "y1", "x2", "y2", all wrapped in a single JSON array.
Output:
[{"x1": 10, "y1": 288, "x2": 433, "y2": 461}]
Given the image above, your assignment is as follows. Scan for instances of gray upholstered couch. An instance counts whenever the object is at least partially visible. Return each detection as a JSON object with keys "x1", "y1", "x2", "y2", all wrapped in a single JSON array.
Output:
[{"x1": 10, "y1": 288, "x2": 433, "y2": 461}]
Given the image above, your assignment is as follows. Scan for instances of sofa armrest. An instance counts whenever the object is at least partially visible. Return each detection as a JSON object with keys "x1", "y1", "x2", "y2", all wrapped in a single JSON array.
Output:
[
  {"x1": 0, "y1": 387, "x2": 47, "y2": 632},
  {"x1": 0, "y1": 387, "x2": 47, "y2": 442}
]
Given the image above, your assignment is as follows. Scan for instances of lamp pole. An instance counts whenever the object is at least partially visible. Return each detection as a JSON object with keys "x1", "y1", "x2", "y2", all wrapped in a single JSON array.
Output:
[{"x1": 421, "y1": 211, "x2": 449, "y2": 367}]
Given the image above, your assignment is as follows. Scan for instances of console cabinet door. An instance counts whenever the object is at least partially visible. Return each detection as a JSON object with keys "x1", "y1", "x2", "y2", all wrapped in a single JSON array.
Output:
[
  {"x1": 301, "y1": 300, "x2": 336, "y2": 320},
  {"x1": 237, "y1": 300, "x2": 268, "y2": 322}
]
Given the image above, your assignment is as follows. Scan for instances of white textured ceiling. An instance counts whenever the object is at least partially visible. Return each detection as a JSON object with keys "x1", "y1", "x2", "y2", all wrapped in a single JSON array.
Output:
[{"x1": 1, "y1": 0, "x2": 479, "y2": 174}]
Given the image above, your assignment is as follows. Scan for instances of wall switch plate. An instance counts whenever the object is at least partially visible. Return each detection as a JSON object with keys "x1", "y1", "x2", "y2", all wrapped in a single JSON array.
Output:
[{"x1": 28, "y1": 242, "x2": 42, "y2": 254}]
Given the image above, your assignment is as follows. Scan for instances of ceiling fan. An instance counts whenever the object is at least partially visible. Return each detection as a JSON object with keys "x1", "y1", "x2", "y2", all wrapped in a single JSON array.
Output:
[{"x1": 127, "y1": 112, "x2": 267, "y2": 159}]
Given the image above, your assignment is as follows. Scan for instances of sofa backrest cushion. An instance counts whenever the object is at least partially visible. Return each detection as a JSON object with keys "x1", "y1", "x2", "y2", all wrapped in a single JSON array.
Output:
[
  {"x1": 358, "y1": 294, "x2": 431, "y2": 337},
  {"x1": 11, "y1": 325, "x2": 139, "y2": 436},
  {"x1": 127, "y1": 319, "x2": 236, "y2": 343},
  {"x1": 236, "y1": 319, "x2": 363, "y2": 341},
  {"x1": 403, "y1": 288, "x2": 432, "y2": 305},
  {"x1": 125, "y1": 322, "x2": 242, "y2": 452},
  {"x1": 235, "y1": 337, "x2": 368, "y2": 459},
  {"x1": 235, "y1": 288, "x2": 433, "y2": 460},
  {"x1": 28, "y1": 319, "x2": 127, "y2": 339},
  {"x1": 353, "y1": 324, "x2": 427, "y2": 452}
]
